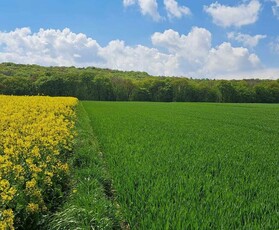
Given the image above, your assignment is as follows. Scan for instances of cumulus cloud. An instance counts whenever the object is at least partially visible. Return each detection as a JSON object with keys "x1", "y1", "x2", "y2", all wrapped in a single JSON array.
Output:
[
  {"x1": 164, "y1": 0, "x2": 191, "y2": 18},
  {"x1": 204, "y1": 0, "x2": 261, "y2": 27},
  {"x1": 272, "y1": 0, "x2": 279, "y2": 18},
  {"x1": 152, "y1": 27, "x2": 211, "y2": 72},
  {"x1": 202, "y1": 42, "x2": 260, "y2": 76},
  {"x1": 0, "y1": 27, "x2": 177, "y2": 76},
  {"x1": 0, "y1": 27, "x2": 102, "y2": 66},
  {"x1": 227, "y1": 32, "x2": 266, "y2": 48},
  {"x1": 123, "y1": 0, "x2": 161, "y2": 21},
  {"x1": 98, "y1": 40, "x2": 178, "y2": 76},
  {"x1": 151, "y1": 28, "x2": 261, "y2": 77},
  {"x1": 0, "y1": 27, "x2": 266, "y2": 79}
]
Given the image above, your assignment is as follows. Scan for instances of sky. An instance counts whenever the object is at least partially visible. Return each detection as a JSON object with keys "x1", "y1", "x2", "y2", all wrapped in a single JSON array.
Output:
[{"x1": 0, "y1": 0, "x2": 279, "y2": 79}]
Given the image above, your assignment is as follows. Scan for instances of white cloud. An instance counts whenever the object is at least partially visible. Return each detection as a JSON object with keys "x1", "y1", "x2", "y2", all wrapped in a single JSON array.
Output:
[
  {"x1": 227, "y1": 32, "x2": 266, "y2": 48},
  {"x1": 0, "y1": 27, "x2": 177, "y2": 76},
  {"x1": 99, "y1": 40, "x2": 178, "y2": 76},
  {"x1": 204, "y1": 0, "x2": 261, "y2": 27},
  {"x1": 272, "y1": 0, "x2": 279, "y2": 18},
  {"x1": 151, "y1": 28, "x2": 261, "y2": 77},
  {"x1": 123, "y1": 0, "x2": 136, "y2": 7},
  {"x1": 164, "y1": 0, "x2": 191, "y2": 18},
  {"x1": 202, "y1": 42, "x2": 260, "y2": 76},
  {"x1": 0, "y1": 27, "x2": 102, "y2": 66},
  {"x1": 123, "y1": 0, "x2": 161, "y2": 21},
  {"x1": 152, "y1": 27, "x2": 211, "y2": 71},
  {"x1": 0, "y1": 27, "x2": 270, "y2": 79},
  {"x1": 213, "y1": 68, "x2": 279, "y2": 80},
  {"x1": 270, "y1": 37, "x2": 279, "y2": 53}
]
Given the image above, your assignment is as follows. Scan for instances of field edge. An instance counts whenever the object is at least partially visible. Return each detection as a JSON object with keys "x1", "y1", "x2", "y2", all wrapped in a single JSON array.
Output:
[{"x1": 46, "y1": 101, "x2": 121, "y2": 229}]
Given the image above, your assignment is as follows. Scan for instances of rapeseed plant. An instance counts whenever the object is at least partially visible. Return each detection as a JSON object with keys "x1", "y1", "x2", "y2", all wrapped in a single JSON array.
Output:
[{"x1": 0, "y1": 95, "x2": 78, "y2": 229}]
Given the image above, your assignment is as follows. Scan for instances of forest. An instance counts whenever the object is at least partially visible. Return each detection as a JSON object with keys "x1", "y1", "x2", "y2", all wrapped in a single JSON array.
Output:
[{"x1": 0, "y1": 62, "x2": 279, "y2": 103}]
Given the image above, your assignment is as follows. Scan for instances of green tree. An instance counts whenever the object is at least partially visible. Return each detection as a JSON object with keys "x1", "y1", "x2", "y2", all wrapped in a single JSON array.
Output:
[
  {"x1": 131, "y1": 87, "x2": 151, "y2": 101},
  {"x1": 92, "y1": 76, "x2": 115, "y2": 101},
  {"x1": 218, "y1": 81, "x2": 237, "y2": 102},
  {"x1": 111, "y1": 77, "x2": 135, "y2": 101}
]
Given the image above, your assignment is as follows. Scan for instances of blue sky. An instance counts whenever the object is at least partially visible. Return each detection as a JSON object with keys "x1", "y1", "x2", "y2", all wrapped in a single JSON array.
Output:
[{"x1": 0, "y1": 0, "x2": 279, "y2": 79}]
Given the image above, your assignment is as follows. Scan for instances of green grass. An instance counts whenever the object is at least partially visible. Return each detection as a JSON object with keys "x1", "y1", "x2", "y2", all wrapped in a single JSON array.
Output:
[
  {"x1": 47, "y1": 102, "x2": 120, "y2": 230},
  {"x1": 83, "y1": 102, "x2": 279, "y2": 229}
]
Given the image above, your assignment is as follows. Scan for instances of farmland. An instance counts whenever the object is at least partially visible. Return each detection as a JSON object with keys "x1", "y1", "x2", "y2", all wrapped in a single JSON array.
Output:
[
  {"x1": 83, "y1": 102, "x2": 279, "y2": 229},
  {"x1": 0, "y1": 96, "x2": 77, "y2": 229},
  {"x1": 1, "y1": 97, "x2": 278, "y2": 229}
]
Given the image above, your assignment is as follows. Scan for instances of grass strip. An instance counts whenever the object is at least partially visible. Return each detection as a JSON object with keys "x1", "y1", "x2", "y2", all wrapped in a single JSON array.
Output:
[{"x1": 47, "y1": 102, "x2": 120, "y2": 230}]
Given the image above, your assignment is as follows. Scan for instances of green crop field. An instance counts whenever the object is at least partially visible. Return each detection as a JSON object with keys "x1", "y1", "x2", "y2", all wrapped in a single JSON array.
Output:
[{"x1": 83, "y1": 102, "x2": 279, "y2": 229}]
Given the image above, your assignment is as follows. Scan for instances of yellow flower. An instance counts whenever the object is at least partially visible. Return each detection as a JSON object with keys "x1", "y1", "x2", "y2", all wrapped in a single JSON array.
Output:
[
  {"x1": 0, "y1": 95, "x2": 78, "y2": 228},
  {"x1": 26, "y1": 178, "x2": 36, "y2": 189},
  {"x1": 44, "y1": 176, "x2": 52, "y2": 185},
  {"x1": 58, "y1": 163, "x2": 69, "y2": 173},
  {"x1": 26, "y1": 203, "x2": 39, "y2": 213},
  {"x1": 0, "y1": 209, "x2": 15, "y2": 230},
  {"x1": 0, "y1": 179, "x2": 10, "y2": 190}
]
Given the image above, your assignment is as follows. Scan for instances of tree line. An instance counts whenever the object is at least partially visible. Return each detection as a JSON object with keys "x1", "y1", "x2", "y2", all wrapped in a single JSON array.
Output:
[{"x1": 0, "y1": 63, "x2": 279, "y2": 103}]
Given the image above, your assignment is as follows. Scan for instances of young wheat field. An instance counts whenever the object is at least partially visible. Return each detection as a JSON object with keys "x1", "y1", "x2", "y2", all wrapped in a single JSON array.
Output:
[{"x1": 83, "y1": 102, "x2": 279, "y2": 229}]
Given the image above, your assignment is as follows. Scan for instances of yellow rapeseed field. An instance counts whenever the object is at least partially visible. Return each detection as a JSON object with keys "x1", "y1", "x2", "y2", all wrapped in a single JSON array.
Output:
[{"x1": 0, "y1": 95, "x2": 78, "y2": 229}]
